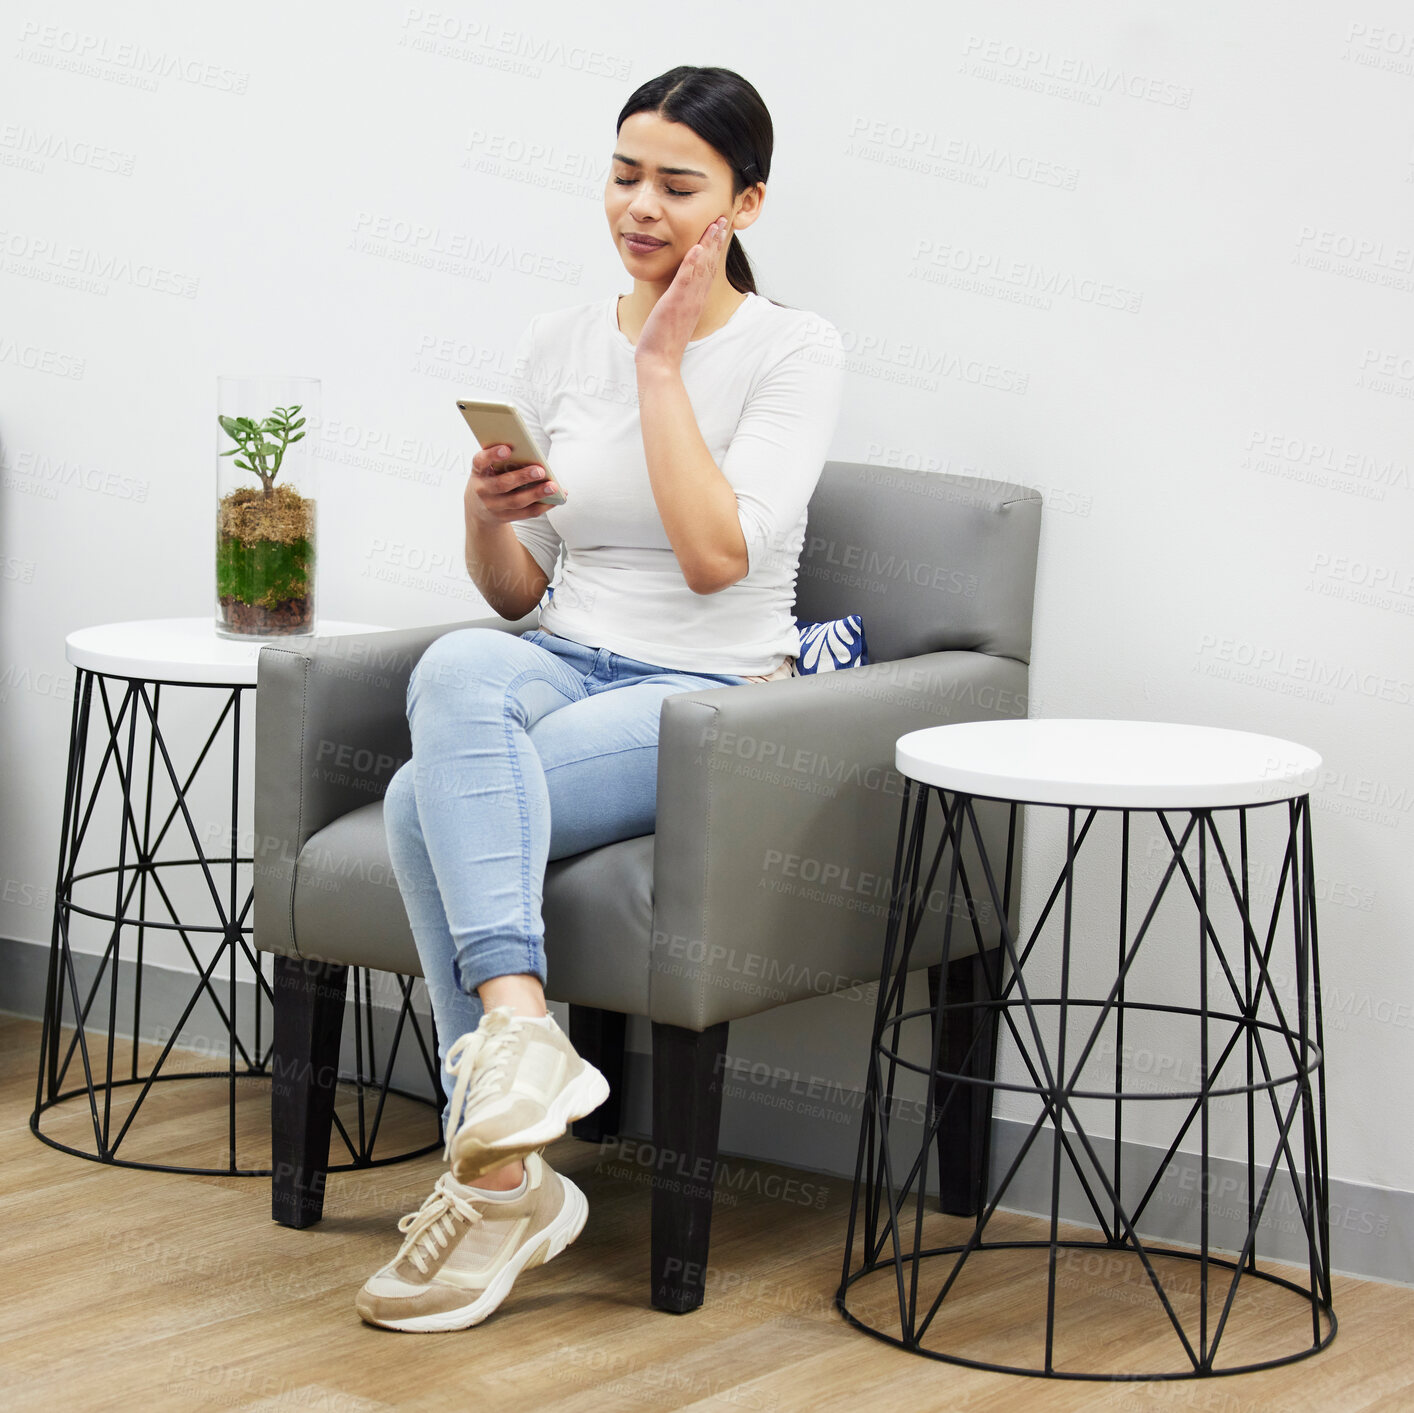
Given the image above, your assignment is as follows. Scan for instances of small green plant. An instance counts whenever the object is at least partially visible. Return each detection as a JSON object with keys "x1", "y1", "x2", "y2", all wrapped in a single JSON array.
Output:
[
  {"x1": 215, "y1": 401, "x2": 315, "y2": 633},
  {"x1": 217, "y1": 404, "x2": 306, "y2": 494}
]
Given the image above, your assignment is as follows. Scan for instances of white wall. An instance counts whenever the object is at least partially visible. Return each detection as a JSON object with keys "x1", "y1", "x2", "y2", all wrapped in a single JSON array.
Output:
[{"x1": 3, "y1": 3, "x2": 1411, "y2": 1208}]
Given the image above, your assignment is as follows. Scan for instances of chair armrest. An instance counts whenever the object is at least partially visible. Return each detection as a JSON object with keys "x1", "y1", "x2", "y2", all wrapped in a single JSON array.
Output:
[
  {"x1": 651, "y1": 651, "x2": 1029, "y2": 1030},
  {"x1": 253, "y1": 610, "x2": 539, "y2": 958}
]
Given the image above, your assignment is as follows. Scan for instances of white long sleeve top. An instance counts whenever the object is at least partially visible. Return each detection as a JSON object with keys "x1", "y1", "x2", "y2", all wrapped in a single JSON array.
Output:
[{"x1": 508, "y1": 290, "x2": 845, "y2": 677}]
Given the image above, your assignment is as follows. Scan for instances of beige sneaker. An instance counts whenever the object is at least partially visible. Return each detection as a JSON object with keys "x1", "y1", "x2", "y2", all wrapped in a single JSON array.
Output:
[
  {"x1": 442, "y1": 1006, "x2": 610, "y2": 1185},
  {"x1": 355, "y1": 1151, "x2": 588, "y2": 1332}
]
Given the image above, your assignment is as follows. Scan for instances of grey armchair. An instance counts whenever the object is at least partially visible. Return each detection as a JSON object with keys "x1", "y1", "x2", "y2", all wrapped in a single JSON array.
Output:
[{"x1": 253, "y1": 459, "x2": 1042, "y2": 1312}]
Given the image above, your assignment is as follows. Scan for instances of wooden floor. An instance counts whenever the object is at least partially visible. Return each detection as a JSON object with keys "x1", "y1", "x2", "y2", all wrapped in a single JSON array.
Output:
[{"x1": 5, "y1": 1011, "x2": 1413, "y2": 1412}]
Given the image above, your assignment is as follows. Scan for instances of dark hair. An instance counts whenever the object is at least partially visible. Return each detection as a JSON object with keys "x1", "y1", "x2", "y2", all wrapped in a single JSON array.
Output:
[{"x1": 615, "y1": 66, "x2": 776, "y2": 301}]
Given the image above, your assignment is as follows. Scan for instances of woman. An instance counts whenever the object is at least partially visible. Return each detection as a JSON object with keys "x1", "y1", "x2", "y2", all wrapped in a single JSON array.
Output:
[{"x1": 357, "y1": 65, "x2": 844, "y2": 1332}]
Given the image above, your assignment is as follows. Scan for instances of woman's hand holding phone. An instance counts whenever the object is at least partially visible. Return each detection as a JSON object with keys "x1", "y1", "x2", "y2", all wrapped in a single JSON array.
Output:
[{"x1": 464, "y1": 444, "x2": 567, "y2": 526}]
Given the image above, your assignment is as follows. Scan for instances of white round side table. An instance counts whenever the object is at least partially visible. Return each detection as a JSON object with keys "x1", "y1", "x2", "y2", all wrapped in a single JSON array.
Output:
[
  {"x1": 838, "y1": 718, "x2": 1335, "y2": 1379},
  {"x1": 31, "y1": 617, "x2": 442, "y2": 1176}
]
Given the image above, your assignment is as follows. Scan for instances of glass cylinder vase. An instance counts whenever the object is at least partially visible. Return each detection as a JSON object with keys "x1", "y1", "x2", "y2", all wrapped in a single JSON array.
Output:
[{"x1": 215, "y1": 375, "x2": 319, "y2": 639}]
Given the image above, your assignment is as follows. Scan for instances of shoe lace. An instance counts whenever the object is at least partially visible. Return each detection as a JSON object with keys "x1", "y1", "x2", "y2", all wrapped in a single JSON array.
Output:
[
  {"x1": 442, "y1": 1005, "x2": 526, "y2": 1164},
  {"x1": 395, "y1": 1172, "x2": 485, "y2": 1275}
]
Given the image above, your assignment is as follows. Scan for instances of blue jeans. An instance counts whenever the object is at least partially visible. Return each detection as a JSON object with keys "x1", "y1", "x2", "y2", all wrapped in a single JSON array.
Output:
[{"x1": 383, "y1": 626, "x2": 751, "y2": 1088}]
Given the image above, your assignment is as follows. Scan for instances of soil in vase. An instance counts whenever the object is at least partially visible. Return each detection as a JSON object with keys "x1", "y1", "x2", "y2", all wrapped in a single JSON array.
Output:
[{"x1": 216, "y1": 483, "x2": 315, "y2": 635}]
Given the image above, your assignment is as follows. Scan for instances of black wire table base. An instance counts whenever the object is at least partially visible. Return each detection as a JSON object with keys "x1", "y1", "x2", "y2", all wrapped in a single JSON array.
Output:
[
  {"x1": 838, "y1": 778, "x2": 1335, "y2": 1380},
  {"x1": 30, "y1": 666, "x2": 443, "y2": 1178}
]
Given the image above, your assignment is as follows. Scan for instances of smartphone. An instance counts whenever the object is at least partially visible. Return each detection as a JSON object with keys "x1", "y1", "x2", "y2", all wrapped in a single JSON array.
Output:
[{"x1": 455, "y1": 399, "x2": 565, "y2": 506}]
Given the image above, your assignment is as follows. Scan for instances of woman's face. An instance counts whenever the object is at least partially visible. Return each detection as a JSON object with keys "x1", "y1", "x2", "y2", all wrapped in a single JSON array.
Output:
[{"x1": 605, "y1": 110, "x2": 759, "y2": 277}]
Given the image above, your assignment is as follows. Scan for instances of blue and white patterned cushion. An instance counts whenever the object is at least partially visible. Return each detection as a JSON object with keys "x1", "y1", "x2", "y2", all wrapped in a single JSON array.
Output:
[{"x1": 795, "y1": 614, "x2": 869, "y2": 674}]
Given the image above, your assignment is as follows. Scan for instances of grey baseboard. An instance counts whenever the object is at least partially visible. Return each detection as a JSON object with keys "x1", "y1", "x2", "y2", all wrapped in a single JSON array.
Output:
[
  {"x1": 4, "y1": 934, "x2": 1409, "y2": 1286},
  {"x1": 4, "y1": 934, "x2": 443, "y2": 1112},
  {"x1": 610, "y1": 1049, "x2": 1414, "y2": 1289}
]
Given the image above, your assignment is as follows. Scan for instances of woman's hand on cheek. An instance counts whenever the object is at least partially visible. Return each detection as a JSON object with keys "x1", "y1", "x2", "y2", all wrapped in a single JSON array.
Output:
[{"x1": 633, "y1": 215, "x2": 730, "y2": 372}]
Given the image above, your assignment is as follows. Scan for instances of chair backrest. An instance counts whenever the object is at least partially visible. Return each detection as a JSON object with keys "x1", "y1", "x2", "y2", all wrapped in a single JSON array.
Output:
[{"x1": 793, "y1": 460, "x2": 1042, "y2": 666}]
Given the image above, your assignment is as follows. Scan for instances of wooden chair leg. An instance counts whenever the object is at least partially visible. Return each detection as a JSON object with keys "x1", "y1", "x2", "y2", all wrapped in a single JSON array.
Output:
[
  {"x1": 928, "y1": 949, "x2": 1000, "y2": 1217},
  {"x1": 271, "y1": 955, "x2": 348, "y2": 1229},
  {"x1": 568, "y1": 1005, "x2": 626, "y2": 1143},
  {"x1": 649, "y1": 1019, "x2": 730, "y2": 1314}
]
